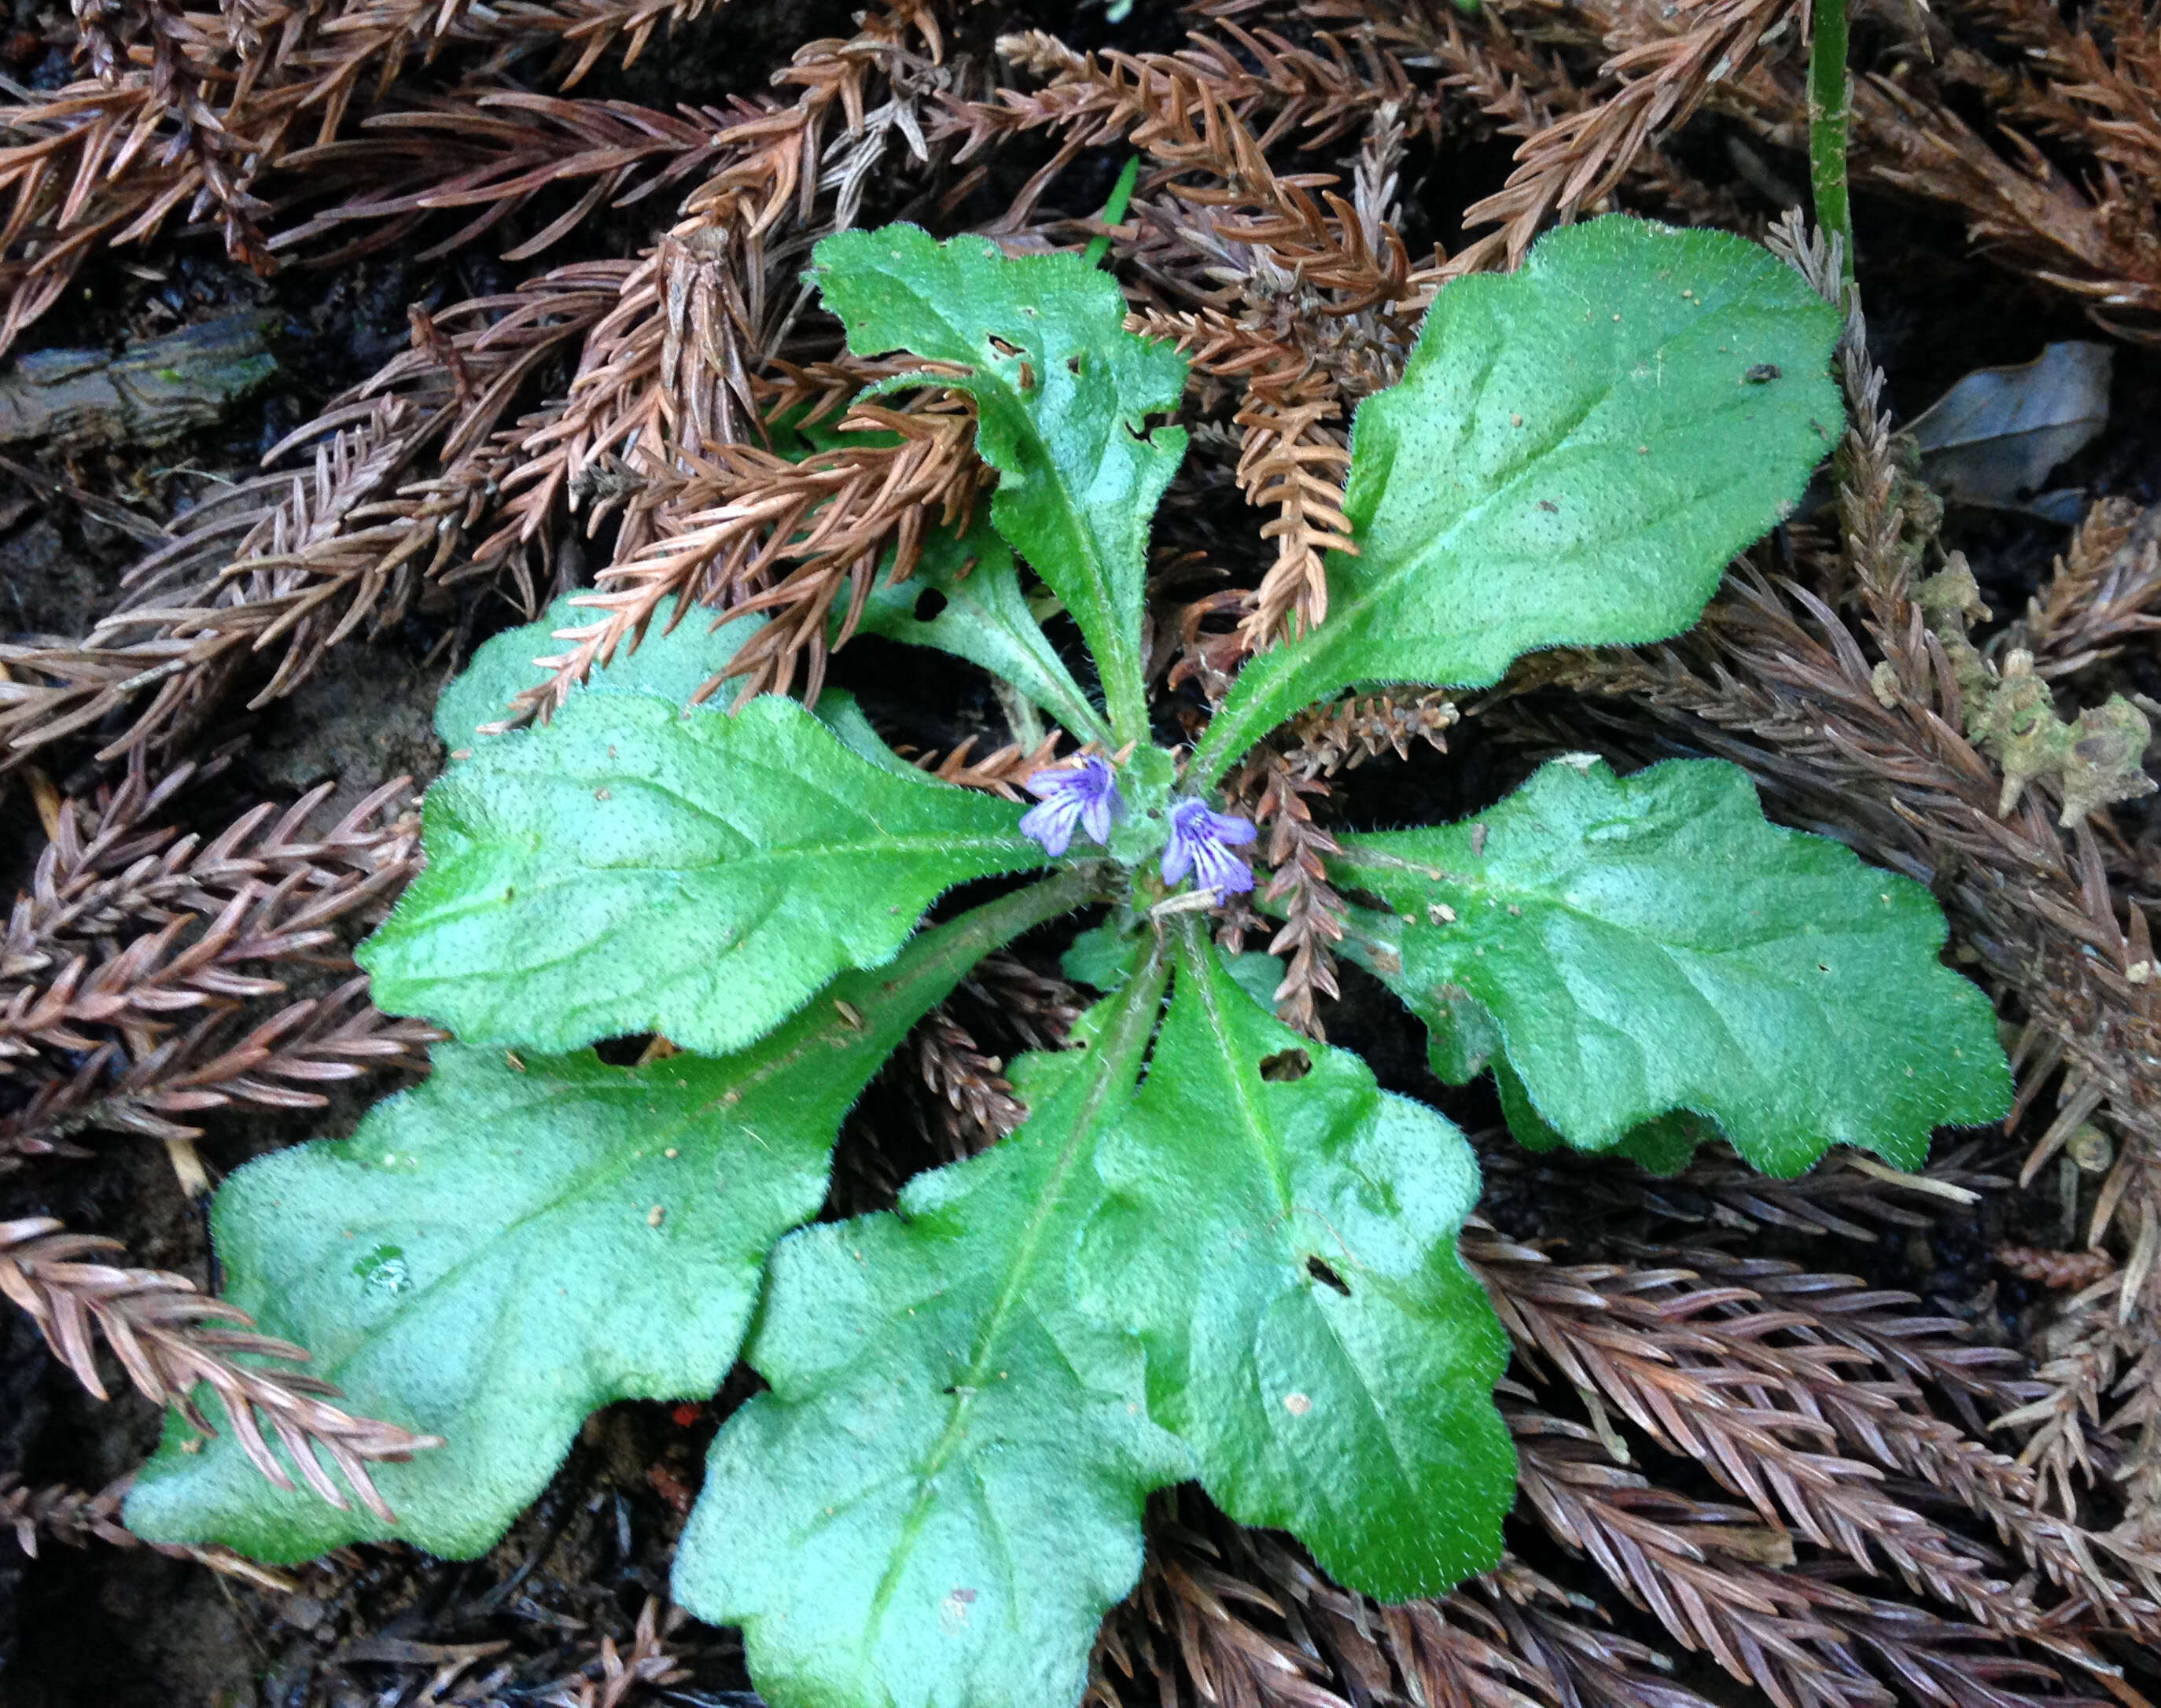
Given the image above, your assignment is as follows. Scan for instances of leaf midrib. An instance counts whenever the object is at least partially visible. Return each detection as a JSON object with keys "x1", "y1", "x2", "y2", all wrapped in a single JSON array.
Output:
[
  {"x1": 863, "y1": 952, "x2": 1166, "y2": 1640},
  {"x1": 1336, "y1": 841, "x2": 1894, "y2": 967},
  {"x1": 425, "y1": 830, "x2": 1037, "y2": 900},
  {"x1": 1198, "y1": 307, "x2": 1809, "y2": 780},
  {"x1": 1175, "y1": 926, "x2": 1464, "y2": 1524},
  {"x1": 981, "y1": 389, "x2": 1145, "y2": 744},
  {"x1": 878, "y1": 267, "x2": 1148, "y2": 746}
]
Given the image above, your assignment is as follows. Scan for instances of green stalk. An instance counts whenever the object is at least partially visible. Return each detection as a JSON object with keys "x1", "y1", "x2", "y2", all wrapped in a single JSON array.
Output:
[
  {"x1": 1083, "y1": 156, "x2": 1142, "y2": 271},
  {"x1": 1808, "y1": 0, "x2": 1854, "y2": 289}
]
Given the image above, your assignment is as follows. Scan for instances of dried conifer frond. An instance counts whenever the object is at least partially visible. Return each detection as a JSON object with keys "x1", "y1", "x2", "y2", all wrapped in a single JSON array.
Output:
[
  {"x1": 944, "y1": 24, "x2": 1413, "y2": 165},
  {"x1": 1092, "y1": 1495, "x2": 1574, "y2": 1708},
  {"x1": 1449, "y1": 0, "x2": 1795, "y2": 274},
  {"x1": 3, "y1": 976, "x2": 438, "y2": 1160},
  {"x1": 1125, "y1": 112, "x2": 1412, "y2": 333},
  {"x1": 1296, "y1": 0, "x2": 1758, "y2": 239},
  {"x1": 3, "y1": 761, "x2": 416, "y2": 989},
  {"x1": 1469, "y1": 1232, "x2": 2161, "y2": 1634},
  {"x1": 1221, "y1": 692, "x2": 1450, "y2": 1033},
  {"x1": 2005, "y1": 500, "x2": 2161, "y2": 681},
  {"x1": 533, "y1": 1596, "x2": 691, "y2": 1708},
  {"x1": 1278, "y1": 687, "x2": 1458, "y2": 775},
  {"x1": 962, "y1": 951, "x2": 1087, "y2": 1052},
  {"x1": 0, "y1": 263, "x2": 617, "y2": 765},
  {"x1": 1479, "y1": 1139, "x2": 2012, "y2": 1245},
  {"x1": 1232, "y1": 381, "x2": 1357, "y2": 646},
  {"x1": 1475, "y1": 1559, "x2": 1728, "y2": 1708},
  {"x1": 1512, "y1": 1418, "x2": 2106, "y2": 1708},
  {"x1": 269, "y1": 91, "x2": 746, "y2": 264},
  {"x1": 454, "y1": 3, "x2": 964, "y2": 720},
  {"x1": 908, "y1": 729, "x2": 1066, "y2": 798},
  {"x1": 1225, "y1": 748, "x2": 1346, "y2": 1038},
  {"x1": 966, "y1": 39, "x2": 1413, "y2": 333},
  {"x1": 515, "y1": 394, "x2": 987, "y2": 723},
  {"x1": 1092, "y1": 1462, "x2": 2105, "y2": 1708},
  {"x1": 0, "y1": 0, "x2": 755, "y2": 350},
  {"x1": 1, "y1": 1471, "x2": 133, "y2": 1555},
  {"x1": 904, "y1": 1012, "x2": 1023, "y2": 1161},
  {"x1": 1997, "y1": 1246, "x2": 2120, "y2": 1291},
  {"x1": 0, "y1": 1217, "x2": 442, "y2": 1520},
  {"x1": 1839, "y1": 75, "x2": 2161, "y2": 334},
  {"x1": 0, "y1": 1470, "x2": 296, "y2": 1587},
  {"x1": 1561, "y1": 0, "x2": 2161, "y2": 327},
  {"x1": 1123, "y1": 310, "x2": 1360, "y2": 653},
  {"x1": 0, "y1": 763, "x2": 433, "y2": 1159}
]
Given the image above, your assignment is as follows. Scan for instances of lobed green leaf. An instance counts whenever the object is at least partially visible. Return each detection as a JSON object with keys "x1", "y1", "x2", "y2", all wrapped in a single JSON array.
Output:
[
  {"x1": 677, "y1": 929, "x2": 1512, "y2": 1708},
  {"x1": 675, "y1": 954, "x2": 1188, "y2": 1708},
  {"x1": 125, "y1": 877, "x2": 1099, "y2": 1563},
  {"x1": 360, "y1": 691, "x2": 1047, "y2": 1055},
  {"x1": 1192, "y1": 218, "x2": 1843, "y2": 782},
  {"x1": 852, "y1": 517, "x2": 1107, "y2": 744},
  {"x1": 1334, "y1": 756, "x2": 2011, "y2": 1176},
  {"x1": 812, "y1": 224, "x2": 1188, "y2": 747},
  {"x1": 1081, "y1": 921, "x2": 1513, "y2": 1601}
]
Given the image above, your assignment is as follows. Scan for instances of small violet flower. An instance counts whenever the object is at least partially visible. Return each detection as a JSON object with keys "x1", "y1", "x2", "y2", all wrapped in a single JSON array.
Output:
[
  {"x1": 1161, "y1": 797, "x2": 1258, "y2": 896},
  {"x1": 1019, "y1": 755, "x2": 1124, "y2": 857}
]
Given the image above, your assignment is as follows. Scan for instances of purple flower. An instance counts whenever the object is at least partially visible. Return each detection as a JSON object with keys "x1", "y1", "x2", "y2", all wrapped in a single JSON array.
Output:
[
  {"x1": 1161, "y1": 797, "x2": 1258, "y2": 896},
  {"x1": 1019, "y1": 755, "x2": 1124, "y2": 856}
]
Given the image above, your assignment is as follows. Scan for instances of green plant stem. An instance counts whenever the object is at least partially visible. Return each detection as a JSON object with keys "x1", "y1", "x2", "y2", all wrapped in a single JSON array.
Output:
[
  {"x1": 1808, "y1": 0, "x2": 1854, "y2": 287},
  {"x1": 1083, "y1": 157, "x2": 1142, "y2": 271}
]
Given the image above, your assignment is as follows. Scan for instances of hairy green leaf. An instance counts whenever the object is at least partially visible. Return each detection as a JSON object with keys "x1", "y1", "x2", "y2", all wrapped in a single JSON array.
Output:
[
  {"x1": 812, "y1": 224, "x2": 1188, "y2": 747},
  {"x1": 677, "y1": 926, "x2": 1513, "y2": 1708},
  {"x1": 360, "y1": 692, "x2": 1047, "y2": 1055},
  {"x1": 1335, "y1": 757, "x2": 2010, "y2": 1175},
  {"x1": 124, "y1": 877, "x2": 1098, "y2": 1563},
  {"x1": 674, "y1": 954, "x2": 1189, "y2": 1708},
  {"x1": 1192, "y1": 218, "x2": 1843, "y2": 782},
  {"x1": 1080, "y1": 922, "x2": 1512, "y2": 1601},
  {"x1": 435, "y1": 595, "x2": 765, "y2": 753},
  {"x1": 437, "y1": 596, "x2": 913, "y2": 776},
  {"x1": 854, "y1": 518, "x2": 1108, "y2": 744},
  {"x1": 1493, "y1": 1055, "x2": 1714, "y2": 1176}
]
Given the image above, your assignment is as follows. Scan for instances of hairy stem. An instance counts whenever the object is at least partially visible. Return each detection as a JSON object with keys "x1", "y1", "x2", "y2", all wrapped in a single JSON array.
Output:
[{"x1": 1808, "y1": 0, "x2": 1855, "y2": 283}]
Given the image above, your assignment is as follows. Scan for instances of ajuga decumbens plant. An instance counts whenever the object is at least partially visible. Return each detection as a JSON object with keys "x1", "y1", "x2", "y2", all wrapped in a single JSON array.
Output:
[{"x1": 123, "y1": 215, "x2": 2010, "y2": 1708}]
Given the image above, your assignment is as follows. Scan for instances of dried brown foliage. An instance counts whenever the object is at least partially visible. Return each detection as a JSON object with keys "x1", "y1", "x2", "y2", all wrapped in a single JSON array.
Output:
[
  {"x1": 0, "y1": 0, "x2": 750, "y2": 352},
  {"x1": 1427, "y1": 0, "x2": 2161, "y2": 326},
  {"x1": 1446, "y1": 0, "x2": 1795, "y2": 274},
  {"x1": 900, "y1": 952, "x2": 1084, "y2": 1161},
  {"x1": 1, "y1": 1217, "x2": 440, "y2": 1520},
  {"x1": 2005, "y1": 500, "x2": 2161, "y2": 681},
  {"x1": 1224, "y1": 690, "x2": 1456, "y2": 1034},
  {"x1": 1, "y1": 1469, "x2": 297, "y2": 1588},
  {"x1": 910, "y1": 727, "x2": 1065, "y2": 797},
  {"x1": 532, "y1": 1596, "x2": 690, "y2": 1708},
  {"x1": 0, "y1": 266, "x2": 618, "y2": 766},
  {"x1": 1, "y1": 756, "x2": 432, "y2": 1162},
  {"x1": 523, "y1": 392, "x2": 990, "y2": 716}
]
